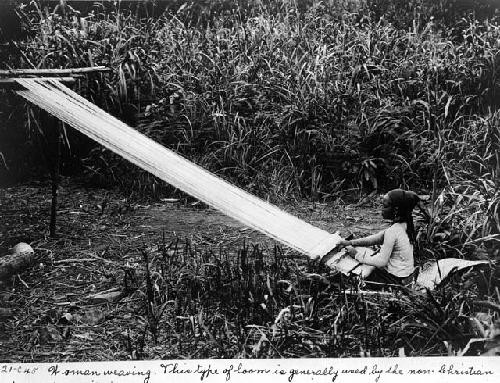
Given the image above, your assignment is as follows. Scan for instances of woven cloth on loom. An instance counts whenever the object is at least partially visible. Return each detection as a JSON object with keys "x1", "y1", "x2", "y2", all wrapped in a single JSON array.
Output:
[{"x1": 15, "y1": 78, "x2": 341, "y2": 260}]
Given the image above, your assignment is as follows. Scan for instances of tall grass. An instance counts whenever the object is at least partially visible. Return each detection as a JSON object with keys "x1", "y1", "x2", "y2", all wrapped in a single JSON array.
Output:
[
  {"x1": 133, "y1": 2, "x2": 499, "y2": 200},
  {"x1": 128, "y1": 238, "x2": 498, "y2": 358}
]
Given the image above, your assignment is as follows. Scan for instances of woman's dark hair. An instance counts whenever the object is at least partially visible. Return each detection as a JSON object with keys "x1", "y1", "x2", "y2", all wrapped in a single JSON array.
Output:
[{"x1": 386, "y1": 189, "x2": 420, "y2": 244}]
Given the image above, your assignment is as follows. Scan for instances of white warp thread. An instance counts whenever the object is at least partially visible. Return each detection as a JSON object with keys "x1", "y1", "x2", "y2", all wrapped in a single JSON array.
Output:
[{"x1": 16, "y1": 78, "x2": 341, "y2": 259}]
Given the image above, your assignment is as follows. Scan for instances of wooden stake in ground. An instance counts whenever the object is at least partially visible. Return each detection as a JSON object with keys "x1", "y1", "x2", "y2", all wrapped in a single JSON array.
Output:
[
  {"x1": 35, "y1": 111, "x2": 62, "y2": 238},
  {"x1": 49, "y1": 121, "x2": 61, "y2": 238}
]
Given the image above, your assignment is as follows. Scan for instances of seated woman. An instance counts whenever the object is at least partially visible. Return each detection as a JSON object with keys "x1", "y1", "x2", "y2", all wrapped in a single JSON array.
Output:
[{"x1": 337, "y1": 189, "x2": 420, "y2": 286}]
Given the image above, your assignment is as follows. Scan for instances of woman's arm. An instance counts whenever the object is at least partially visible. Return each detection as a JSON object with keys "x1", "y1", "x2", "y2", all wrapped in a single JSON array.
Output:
[
  {"x1": 356, "y1": 227, "x2": 397, "y2": 267},
  {"x1": 349, "y1": 230, "x2": 385, "y2": 247}
]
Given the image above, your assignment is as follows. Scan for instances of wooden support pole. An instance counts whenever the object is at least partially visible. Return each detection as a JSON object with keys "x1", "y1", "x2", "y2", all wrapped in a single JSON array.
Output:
[
  {"x1": 49, "y1": 124, "x2": 61, "y2": 238},
  {"x1": 36, "y1": 111, "x2": 62, "y2": 238}
]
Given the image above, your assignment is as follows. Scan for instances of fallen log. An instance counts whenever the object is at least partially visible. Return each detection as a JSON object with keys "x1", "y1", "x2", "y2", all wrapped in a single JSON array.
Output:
[{"x1": 0, "y1": 243, "x2": 35, "y2": 281}]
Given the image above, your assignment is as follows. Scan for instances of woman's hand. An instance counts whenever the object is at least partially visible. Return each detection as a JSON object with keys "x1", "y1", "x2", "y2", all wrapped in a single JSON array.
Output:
[
  {"x1": 337, "y1": 239, "x2": 352, "y2": 248},
  {"x1": 346, "y1": 245, "x2": 358, "y2": 258}
]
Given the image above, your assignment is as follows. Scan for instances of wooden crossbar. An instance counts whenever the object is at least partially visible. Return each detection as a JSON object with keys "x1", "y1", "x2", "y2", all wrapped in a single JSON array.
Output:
[{"x1": 0, "y1": 67, "x2": 110, "y2": 77}]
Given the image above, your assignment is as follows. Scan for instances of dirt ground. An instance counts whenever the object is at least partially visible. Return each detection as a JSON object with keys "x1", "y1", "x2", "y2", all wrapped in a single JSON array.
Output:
[
  {"x1": 0, "y1": 178, "x2": 384, "y2": 253},
  {"x1": 0, "y1": 178, "x2": 385, "y2": 361}
]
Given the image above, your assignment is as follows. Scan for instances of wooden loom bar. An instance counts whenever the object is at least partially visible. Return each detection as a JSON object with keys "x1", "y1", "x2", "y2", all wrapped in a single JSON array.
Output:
[
  {"x1": 0, "y1": 66, "x2": 110, "y2": 77},
  {"x1": 41, "y1": 0, "x2": 171, "y2": 2}
]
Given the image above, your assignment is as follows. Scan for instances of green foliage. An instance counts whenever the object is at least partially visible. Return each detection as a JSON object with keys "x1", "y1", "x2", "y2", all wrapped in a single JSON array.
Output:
[
  {"x1": 133, "y1": 2, "x2": 500, "y2": 200},
  {"x1": 417, "y1": 111, "x2": 500, "y2": 259},
  {"x1": 134, "y1": 238, "x2": 499, "y2": 358}
]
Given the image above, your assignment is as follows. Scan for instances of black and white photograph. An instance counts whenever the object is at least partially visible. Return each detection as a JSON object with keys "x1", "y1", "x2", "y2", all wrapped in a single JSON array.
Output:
[{"x1": 0, "y1": 0, "x2": 499, "y2": 378}]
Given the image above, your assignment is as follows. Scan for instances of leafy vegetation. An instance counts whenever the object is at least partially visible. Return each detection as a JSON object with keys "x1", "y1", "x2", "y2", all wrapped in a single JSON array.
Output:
[
  {"x1": 2, "y1": 1, "x2": 498, "y2": 196},
  {"x1": 0, "y1": 0, "x2": 499, "y2": 360},
  {"x1": 1, "y1": 183, "x2": 498, "y2": 359}
]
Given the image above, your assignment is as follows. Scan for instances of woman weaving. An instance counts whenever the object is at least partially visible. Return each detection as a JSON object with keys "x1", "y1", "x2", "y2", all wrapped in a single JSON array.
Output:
[{"x1": 337, "y1": 189, "x2": 420, "y2": 286}]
